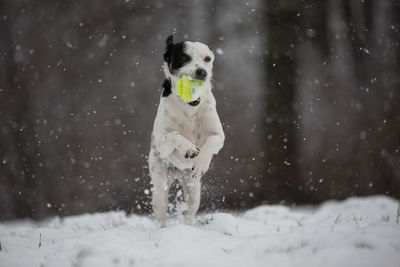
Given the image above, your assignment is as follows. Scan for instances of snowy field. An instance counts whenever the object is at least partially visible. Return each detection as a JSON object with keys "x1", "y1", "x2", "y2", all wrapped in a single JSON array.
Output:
[{"x1": 0, "y1": 196, "x2": 399, "y2": 267}]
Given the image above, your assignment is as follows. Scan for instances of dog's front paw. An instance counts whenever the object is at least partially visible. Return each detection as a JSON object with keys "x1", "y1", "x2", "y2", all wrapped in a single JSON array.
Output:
[
  {"x1": 177, "y1": 140, "x2": 200, "y2": 159},
  {"x1": 191, "y1": 154, "x2": 212, "y2": 179},
  {"x1": 184, "y1": 147, "x2": 199, "y2": 159}
]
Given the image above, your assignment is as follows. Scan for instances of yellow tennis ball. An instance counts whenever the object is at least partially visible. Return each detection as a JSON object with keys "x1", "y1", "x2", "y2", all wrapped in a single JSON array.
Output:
[{"x1": 176, "y1": 74, "x2": 204, "y2": 102}]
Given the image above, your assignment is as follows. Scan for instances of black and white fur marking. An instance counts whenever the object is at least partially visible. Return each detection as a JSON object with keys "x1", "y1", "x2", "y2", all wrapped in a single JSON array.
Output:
[{"x1": 149, "y1": 35, "x2": 225, "y2": 227}]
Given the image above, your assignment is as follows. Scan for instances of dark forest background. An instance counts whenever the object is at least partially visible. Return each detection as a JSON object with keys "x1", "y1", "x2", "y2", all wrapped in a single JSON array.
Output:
[{"x1": 1, "y1": 0, "x2": 399, "y2": 220}]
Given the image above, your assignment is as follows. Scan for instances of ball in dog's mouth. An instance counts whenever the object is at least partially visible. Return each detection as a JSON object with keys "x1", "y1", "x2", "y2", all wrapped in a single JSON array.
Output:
[{"x1": 176, "y1": 74, "x2": 204, "y2": 105}]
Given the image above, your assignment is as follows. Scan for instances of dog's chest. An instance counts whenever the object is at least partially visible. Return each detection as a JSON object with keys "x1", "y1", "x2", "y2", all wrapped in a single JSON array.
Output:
[
  {"x1": 168, "y1": 108, "x2": 204, "y2": 145},
  {"x1": 179, "y1": 116, "x2": 203, "y2": 143}
]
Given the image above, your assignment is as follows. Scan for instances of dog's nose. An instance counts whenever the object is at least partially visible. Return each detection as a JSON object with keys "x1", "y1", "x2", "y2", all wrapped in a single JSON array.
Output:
[{"x1": 195, "y1": 68, "x2": 207, "y2": 80}]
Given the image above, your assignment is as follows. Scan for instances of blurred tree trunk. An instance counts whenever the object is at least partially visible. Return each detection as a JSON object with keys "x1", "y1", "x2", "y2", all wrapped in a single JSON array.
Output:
[
  {"x1": 263, "y1": 1, "x2": 300, "y2": 202},
  {"x1": 0, "y1": 5, "x2": 43, "y2": 219},
  {"x1": 0, "y1": 2, "x2": 19, "y2": 219}
]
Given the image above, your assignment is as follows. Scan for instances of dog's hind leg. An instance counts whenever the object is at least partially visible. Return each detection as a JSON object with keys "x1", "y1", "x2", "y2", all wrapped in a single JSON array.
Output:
[
  {"x1": 151, "y1": 174, "x2": 171, "y2": 227},
  {"x1": 181, "y1": 177, "x2": 201, "y2": 225},
  {"x1": 150, "y1": 154, "x2": 171, "y2": 227}
]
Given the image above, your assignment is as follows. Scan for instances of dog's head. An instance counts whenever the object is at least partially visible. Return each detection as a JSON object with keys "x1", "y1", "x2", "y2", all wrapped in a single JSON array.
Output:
[{"x1": 163, "y1": 35, "x2": 214, "y2": 84}]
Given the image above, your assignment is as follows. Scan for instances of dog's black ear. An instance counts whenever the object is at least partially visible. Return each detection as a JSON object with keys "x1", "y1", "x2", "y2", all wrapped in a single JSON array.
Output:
[
  {"x1": 166, "y1": 35, "x2": 174, "y2": 45},
  {"x1": 164, "y1": 35, "x2": 174, "y2": 64},
  {"x1": 162, "y1": 78, "x2": 171, "y2": 97}
]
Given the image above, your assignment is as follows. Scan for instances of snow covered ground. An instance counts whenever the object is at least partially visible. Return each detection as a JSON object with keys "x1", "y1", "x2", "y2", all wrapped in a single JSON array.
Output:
[{"x1": 0, "y1": 196, "x2": 399, "y2": 267}]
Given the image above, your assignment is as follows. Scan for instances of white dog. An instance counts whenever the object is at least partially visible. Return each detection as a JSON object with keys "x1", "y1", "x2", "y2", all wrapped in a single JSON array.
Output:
[{"x1": 149, "y1": 35, "x2": 225, "y2": 227}]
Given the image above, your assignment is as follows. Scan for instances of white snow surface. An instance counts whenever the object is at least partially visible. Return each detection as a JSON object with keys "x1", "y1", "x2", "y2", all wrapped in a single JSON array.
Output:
[{"x1": 0, "y1": 196, "x2": 399, "y2": 267}]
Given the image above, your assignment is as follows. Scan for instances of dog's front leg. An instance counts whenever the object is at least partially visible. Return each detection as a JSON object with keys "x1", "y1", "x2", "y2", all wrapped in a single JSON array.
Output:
[
  {"x1": 167, "y1": 150, "x2": 194, "y2": 170},
  {"x1": 192, "y1": 135, "x2": 224, "y2": 179},
  {"x1": 156, "y1": 131, "x2": 199, "y2": 159}
]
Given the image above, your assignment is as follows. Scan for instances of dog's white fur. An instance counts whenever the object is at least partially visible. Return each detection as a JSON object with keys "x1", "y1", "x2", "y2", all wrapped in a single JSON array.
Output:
[{"x1": 149, "y1": 40, "x2": 224, "y2": 227}]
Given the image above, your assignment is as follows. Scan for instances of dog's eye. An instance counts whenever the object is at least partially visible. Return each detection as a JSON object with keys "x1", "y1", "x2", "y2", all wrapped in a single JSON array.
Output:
[
  {"x1": 204, "y1": 56, "x2": 211, "y2": 62},
  {"x1": 180, "y1": 54, "x2": 190, "y2": 62}
]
